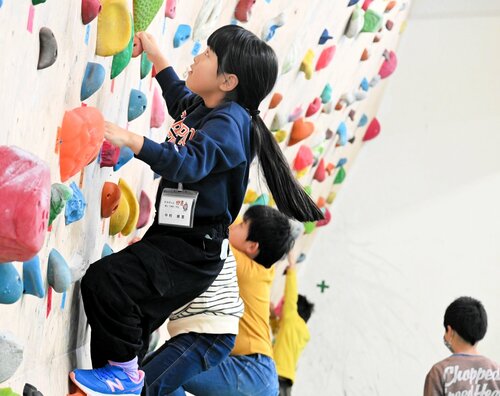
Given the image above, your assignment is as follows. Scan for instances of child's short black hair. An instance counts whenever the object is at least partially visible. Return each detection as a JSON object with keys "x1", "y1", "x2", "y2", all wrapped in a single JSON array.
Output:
[
  {"x1": 297, "y1": 294, "x2": 314, "y2": 323},
  {"x1": 243, "y1": 205, "x2": 294, "y2": 268},
  {"x1": 444, "y1": 296, "x2": 488, "y2": 345}
]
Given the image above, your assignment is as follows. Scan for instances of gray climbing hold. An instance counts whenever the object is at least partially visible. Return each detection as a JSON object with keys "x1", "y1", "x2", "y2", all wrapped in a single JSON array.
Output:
[
  {"x1": 0, "y1": 331, "x2": 23, "y2": 383},
  {"x1": 47, "y1": 249, "x2": 71, "y2": 293},
  {"x1": 37, "y1": 27, "x2": 58, "y2": 70},
  {"x1": 23, "y1": 383, "x2": 43, "y2": 396}
]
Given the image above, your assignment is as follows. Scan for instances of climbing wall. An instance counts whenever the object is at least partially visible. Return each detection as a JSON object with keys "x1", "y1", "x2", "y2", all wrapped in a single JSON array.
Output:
[{"x1": 0, "y1": 0, "x2": 410, "y2": 393}]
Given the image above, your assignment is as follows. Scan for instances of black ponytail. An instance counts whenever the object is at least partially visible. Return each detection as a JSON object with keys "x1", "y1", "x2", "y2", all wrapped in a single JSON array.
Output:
[{"x1": 208, "y1": 25, "x2": 324, "y2": 222}]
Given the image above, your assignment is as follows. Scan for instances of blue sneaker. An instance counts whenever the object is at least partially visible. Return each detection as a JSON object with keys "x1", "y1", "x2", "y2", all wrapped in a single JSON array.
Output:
[{"x1": 70, "y1": 364, "x2": 144, "y2": 396}]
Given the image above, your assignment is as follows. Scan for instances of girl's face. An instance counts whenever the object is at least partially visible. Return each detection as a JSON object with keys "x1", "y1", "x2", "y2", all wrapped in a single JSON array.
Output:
[{"x1": 186, "y1": 47, "x2": 223, "y2": 97}]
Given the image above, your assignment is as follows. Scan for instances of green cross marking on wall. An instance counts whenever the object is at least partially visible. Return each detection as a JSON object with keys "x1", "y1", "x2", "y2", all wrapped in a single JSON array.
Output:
[{"x1": 316, "y1": 280, "x2": 330, "y2": 293}]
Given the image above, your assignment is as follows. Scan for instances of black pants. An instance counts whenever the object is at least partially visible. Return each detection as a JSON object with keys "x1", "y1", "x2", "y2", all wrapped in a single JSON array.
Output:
[
  {"x1": 279, "y1": 376, "x2": 293, "y2": 396},
  {"x1": 81, "y1": 222, "x2": 228, "y2": 368}
]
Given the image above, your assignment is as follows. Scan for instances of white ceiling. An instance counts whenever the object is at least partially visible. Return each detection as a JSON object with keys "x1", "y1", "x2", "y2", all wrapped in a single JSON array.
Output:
[{"x1": 409, "y1": 0, "x2": 500, "y2": 19}]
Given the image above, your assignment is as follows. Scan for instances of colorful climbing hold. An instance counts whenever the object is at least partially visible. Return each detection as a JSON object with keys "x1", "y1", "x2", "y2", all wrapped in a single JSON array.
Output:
[
  {"x1": 49, "y1": 183, "x2": 73, "y2": 226},
  {"x1": 37, "y1": 27, "x2": 57, "y2": 70},
  {"x1": 251, "y1": 194, "x2": 270, "y2": 207},
  {"x1": 47, "y1": 249, "x2": 71, "y2": 293},
  {"x1": 101, "y1": 243, "x2": 114, "y2": 257},
  {"x1": 315, "y1": 45, "x2": 336, "y2": 71},
  {"x1": 270, "y1": 112, "x2": 287, "y2": 131},
  {"x1": 164, "y1": 0, "x2": 176, "y2": 18},
  {"x1": 336, "y1": 122, "x2": 347, "y2": 146},
  {"x1": 22, "y1": 383, "x2": 43, "y2": 396},
  {"x1": 348, "y1": 0, "x2": 360, "y2": 6},
  {"x1": 0, "y1": 331, "x2": 23, "y2": 382},
  {"x1": 110, "y1": 15, "x2": 134, "y2": 79},
  {"x1": 303, "y1": 221, "x2": 316, "y2": 234},
  {"x1": 325, "y1": 162, "x2": 335, "y2": 176},
  {"x1": 65, "y1": 182, "x2": 86, "y2": 225},
  {"x1": 261, "y1": 12, "x2": 285, "y2": 42},
  {"x1": 385, "y1": 0, "x2": 396, "y2": 12},
  {"x1": 269, "y1": 92, "x2": 283, "y2": 109},
  {"x1": 299, "y1": 49, "x2": 315, "y2": 80},
  {"x1": 318, "y1": 28, "x2": 333, "y2": 45},
  {"x1": 128, "y1": 89, "x2": 147, "y2": 121},
  {"x1": 173, "y1": 24, "x2": 192, "y2": 48},
  {"x1": 23, "y1": 256, "x2": 45, "y2": 298},
  {"x1": 243, "y1": 189, "x2": 258, "y2": 204},
  {"x1": 334, "y1": 167, "x2": 346, "y2": 184},
  {"x1": 386, "y1": 19, "x2": 394, "y2": 31},
  {"x1": 313, "y1": 158, "x2": 326, "y2": 182},
  {"x1": 100, "y1": 140, "x2": 120, "y2": 168},
  {"x1": 293, "y1": 146, "x2": 314, "y2": 171},
  {"x1": 363, "y1": 117, "x2": 381, "y2": 141},
  {"x1": 362, "y1": 9, "x2": 383, "y2": 33},
  {"x1": 234, "y1": 0, "x2": 256, "y2": 22},
  {"x1": 58, "y1": 106, "x2": 105, "y2": 182},
  {"x1": 0, "y1": 146, "x2": 50, "y2": 262},
  {"x1": 360, "y1": 77, "x2": 369, "y2": 91},
  {"x1": 316, "y1": 207, "x2": 331, "y2": 227},
  {"x1": 192, "y1": 0, "x2": 223, "y2": 42},
  {"x1": 305, "y1": 97, "x2": 321, "y2": 117},
  {"x1": 140, "y1": 51, "x2": 153, "y2": 79},
  {"x1": 0, "y1": 263, "x2": 23, "y2": 304},
  {"x1": 288, "y1": 118, "x2": 314, "y2": 146},
  {"x1": 150, "y1": 86, "x2": 166, "y2": 128},
  {"x1": 133, "y1": 0, "x2": 163, "y2": 32},
  {"x1": 96, "y1": 0, "x2": 131, "y2": 56},
  {"x1": 82, "y1": 0, "x2": 102, "y2": 24},
  {"x1": 281, "y1": 41, "x2": 299, "y2": 75},
  {"x1": 361, "y1": 0, "x2": 372, "y2": 10},
  {"x1": 327, "y1": 190, "x2": 336, "y2": 204},
  {"x1": 273, "y1": 130, "x2": 287, "y2": 143},
  {"x1": 316, "y1": 196, "x2": 326, "y2": 208},
  {"x1": 81, "y1": 62, "x2": 106, "y2": 100},
  {"x1": 345, "y1": 7, "x2": 364, "y2": 38},
  {"x1": 0, "y1": 388, "x2": 20, "y2": 396},
  {"x1": 132, "y1": 36, "x2": 143, "y2": 58},
  {"x1": 113, "y1": 146, "x2": 134, "y2": 171},
  {"x1": 337, "y1": 158, "x2": 348, "y2": 167},
  {"x1": 358, "y1": 113, "x2": 368, "y2": 127},
  {"x1": 360, "y1": 48, "x2": 370, "y2": 61},
  {"x1": 288, "y1": 106, "x2": 303, "y2": 123},
  {"x1": 101, "y1": 181, "x2": 121, "y2": 218},
  {"x1": 117, "y1": 178, "x2": 139, "y2": 236},
  {"x1": 320, "y1": 84, "x2": 333, "y2": 104},
  {"x1": 379, "y1": 50, "x2": 398, "y2": 79},
  {"x1": 137, "y1": 190, "x2": 152, "y2": 229},
  {"x1": 348, "y1": 109, "x2": 356, "y2": 121}
]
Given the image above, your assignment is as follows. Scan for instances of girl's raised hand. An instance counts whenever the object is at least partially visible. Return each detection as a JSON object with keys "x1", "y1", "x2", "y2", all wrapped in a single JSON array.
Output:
[
  {"x1": 136, "y1": 32, "x2": 169, "y2": 72},
  {"x1": 104, "y1": 122, "x2": 145, "y2": 154}
]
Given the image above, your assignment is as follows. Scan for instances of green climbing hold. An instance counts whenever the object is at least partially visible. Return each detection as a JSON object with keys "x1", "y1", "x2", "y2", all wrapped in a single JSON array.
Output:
[
  {"x1": 49, "y1": 183, "x2": 73, "y2": 227},
  {"x1": 304, "y1": 221, "x2": 316, "y2": 234},
  {"x1": 0, "y1": 388, "x2": 20, "y2": 396},
  {"x1": 133, "y1": 0, "x2": 163, "y2": 32},
  {"x1": 140, "y1": 52, "x2": 153, "y2": 79},
  {"x1": 32, "y1": 0, "x2": 46, "y2": 4},
  {"x1": 111, "y1": 15, "x2": 134, "y2": 79},
  {"x1": 251, "y1": 194, "x2": 269, "y2": 206},
  {"x1": 334, "y1": 167, "x2": 346, "y2": 184},
  {"x1": 304, "y1": 185, "x2": 312, "y2": 196},
  {"x1": 362, "y1": 9, "x2": 383, "y2": 33}
]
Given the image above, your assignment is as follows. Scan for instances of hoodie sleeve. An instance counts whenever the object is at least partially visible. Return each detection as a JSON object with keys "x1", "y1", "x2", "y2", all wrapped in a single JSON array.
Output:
[
  {"x1": 155, "y1": 66, "x2": 199, "y2": 119},
  {"x1": 135, "y1": 111, "x2": 248, "y2": 183},
  {"x1": 281, "y1": 268, "x2": 299, "y2": 319}
]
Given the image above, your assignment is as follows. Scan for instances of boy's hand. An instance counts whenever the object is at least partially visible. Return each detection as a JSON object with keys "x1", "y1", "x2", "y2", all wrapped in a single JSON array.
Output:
[
  {"x1": 287, "y1": 250, "x2": 297, "y2": 270},
  {"x1": 104, "y1": 122, "x2": 144, "y2": 154},
  {"x1": 136, "y1": 32, "x2": 169, "y2": 72}
]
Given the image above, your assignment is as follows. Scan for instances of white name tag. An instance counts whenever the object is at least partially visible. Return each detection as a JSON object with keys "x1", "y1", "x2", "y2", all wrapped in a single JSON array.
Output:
[{"x1": 158, "y1": 188, "x2": 198, "y2": 228}]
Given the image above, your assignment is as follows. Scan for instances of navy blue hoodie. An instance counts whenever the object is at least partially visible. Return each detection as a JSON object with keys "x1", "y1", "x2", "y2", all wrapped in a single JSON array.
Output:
[{"x1": 136, "y1": 67, "x2": 252, "y2": 225}]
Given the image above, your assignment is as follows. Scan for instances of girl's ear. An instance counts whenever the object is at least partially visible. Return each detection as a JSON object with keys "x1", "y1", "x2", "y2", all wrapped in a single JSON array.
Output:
[{"x1": 220, "y1": 73, "x2": 239, "y2": 92}]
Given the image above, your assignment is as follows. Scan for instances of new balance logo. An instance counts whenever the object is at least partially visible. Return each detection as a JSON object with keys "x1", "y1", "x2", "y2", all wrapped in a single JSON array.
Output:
[{"x1": 106, "y1": 378, "x2": 124, "y2": 392}]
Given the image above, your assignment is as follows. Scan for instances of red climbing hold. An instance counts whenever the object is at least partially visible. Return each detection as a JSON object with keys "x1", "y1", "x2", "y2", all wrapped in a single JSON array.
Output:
[
  {"x1": 82, "y1": 0, "x2": 102, "y2": 24},
  {"x1": 234, "y1": 0, "x2": 256, "y2": 22},
  {"x1": 379, "y1": 50, "x2": 397, "y2": 79},
  {"x1": 363, "y1": 117, "x2": 381, "y2": 141},
  {"x1": 101, "y1": 181, "x2": 121, "y2": 218},
  {"x1": 315, "y1": 45, "x2": 336, "y2": 71},
  {"x1": 305, "y1": 97, "x2": 321, "y2": 117},
  {"x1": 313, "y1": 158, "x2": 326, "y2": 182},
  {"x1": 293, "y1": 145, "x2": 314, "y2": 171}
]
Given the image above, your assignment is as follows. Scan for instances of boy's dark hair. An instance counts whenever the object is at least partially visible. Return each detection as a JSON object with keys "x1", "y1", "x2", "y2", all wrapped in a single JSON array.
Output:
[
  {"x1": 243, "y1": 205, "x2": 294, "y2": 268},
  {"x1": 208, "y1": 25, "x2": 324, "y2": 223},
  {"x1": 444, "y1": 296, "x2": 487, "y2": 345},
  {"x1": 297, "y1": 294, "x2": 314, "y2": 323}
]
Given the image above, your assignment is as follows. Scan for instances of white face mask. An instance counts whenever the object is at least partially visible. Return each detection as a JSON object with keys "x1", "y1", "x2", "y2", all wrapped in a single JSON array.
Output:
[{"x1": 443, "y1": 336, "x2": 454, "y2": 353}]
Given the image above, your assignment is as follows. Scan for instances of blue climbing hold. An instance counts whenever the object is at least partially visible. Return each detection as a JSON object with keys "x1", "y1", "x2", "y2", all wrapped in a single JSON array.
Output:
[
  {"x1": 47, "y1": 249, "x2": 71, "y2": 293},
  {"x1": 0, "y1": 0, "x2": 3, "y2": 8},
  {"x1": 173, "y1": 24, "x2": 191, "y2": 48},
  {"x1": 296, "y1": 253, "x2": 307, "y2": 263},
  {"x1": 191, "y1": 41, "x2": 202, "y2": 56},
  {"x1": 320, "y1": 83, "x2": 333, "y2": 104},
  {"x1": 102, "y1": 243, "x2": 114, "y2": 258},
  {"x1": 336, "y1": 122, "x2": 347, "y2": 146},
  {"x1": 348, "y1": 0, "x2": 360, "y2": 6},
  {"x1": 113, "y1": 146, "x2": 134, "y2": 171},
  {"x1": 0, "y1": 263, "x2": 23, "y2": 304},
  {"x1": 23, "y1": 256, "x2": 45, "y2": 298},
  {"x1": 128, "y1": 89, "x2": 147, "y2": 121},
  {"x1": 360, "y1": 77, "x2": 369, "y2": 92},
  {"x1": 80, "y1": 62, "x2": 105, "y2": 101},
  {"x1": 336, "y1": 158, "x2": 348, "y2": 167},
  {"x1": 318, "y1": 29, "x2": 333, "y2": 45},
  {"x1": 358, "y1": 114, "x2": 368, "y2": 127},
  {"x1": 65, "y1": 182, "x2": 86, "y2": 225},
  {"x1": 251, "y1": 194, "x2": 270, "y2": 206}
]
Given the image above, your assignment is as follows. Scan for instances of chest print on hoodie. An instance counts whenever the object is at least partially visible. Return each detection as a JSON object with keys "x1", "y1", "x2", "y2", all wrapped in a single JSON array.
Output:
[{"x1": 167, "y1": 110, "x2": 197, "y2": 146}]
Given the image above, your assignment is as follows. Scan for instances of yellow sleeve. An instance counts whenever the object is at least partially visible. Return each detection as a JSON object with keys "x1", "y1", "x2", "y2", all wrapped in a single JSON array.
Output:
[{"x1": 281, "y1": 268, "x2": 298, "y2": 318}]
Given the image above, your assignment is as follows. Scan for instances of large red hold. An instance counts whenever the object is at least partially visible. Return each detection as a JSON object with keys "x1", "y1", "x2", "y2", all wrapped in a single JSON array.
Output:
[
  {"x1": 0, "y1": 146, "x2": 51, "y2": 262},
  {"x1": 363, "y1": 118, "x2": 381, "y2": 141}
]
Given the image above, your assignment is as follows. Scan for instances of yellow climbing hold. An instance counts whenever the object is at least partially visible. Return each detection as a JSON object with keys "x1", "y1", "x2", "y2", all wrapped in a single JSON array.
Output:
[
  {"x1": 300, "y1": 49, "x2": 315, "y2": 80},
  {"x1": 296, "y1": 167, "x2": 309, "y2": 179},
  {"x1": 400, "y1": 20, "x2": 408, "y2": 34},
  {"x1": 96, "y1": 0, "x2": 132, "y2": 56},
  {"x1": 274, "y1": 130, "x2": 287, "y2": 143},
  {"x1": 327, "y1": 191, "x2": 336, "y2": 204},
  {"x1": 118, "y1": 178, "x2": 139, "y2": 236},
  {"x1": 244, "y1": 189, "x2": 258, "y2": 204},
  {"x1": 109, "y1": 193, "x2": 129, "y2": 236}
]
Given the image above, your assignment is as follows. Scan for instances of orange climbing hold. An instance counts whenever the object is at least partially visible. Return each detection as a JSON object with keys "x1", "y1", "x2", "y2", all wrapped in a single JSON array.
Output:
[
  {"x1": 57, "y1": 106, "x2": 105, "y2": 182},
  {"x1": 101, "y1": 182, "x2": 121, "y2": 218},
  {"x1": 288, "y1": 118, "x2": 314, "y2": 146},
  {"x1": 269, "y1": 92, "x2": 283, "y2": 109}
]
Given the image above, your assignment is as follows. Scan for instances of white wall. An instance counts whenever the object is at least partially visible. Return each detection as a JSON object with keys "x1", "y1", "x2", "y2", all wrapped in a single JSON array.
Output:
[{"x1": 295, "y1": 12, "x2": 500, "y2": 396}]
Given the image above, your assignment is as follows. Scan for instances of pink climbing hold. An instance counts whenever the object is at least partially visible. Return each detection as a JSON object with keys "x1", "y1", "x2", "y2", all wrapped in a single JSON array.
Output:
[
  {"x1": 0, "y1": 146, "x2": 50, "y2": 262},
  {"x1": 164, "y1": 0, "x2": 176, "y2": 18},
  {"x1": 137, "y1": 190, "x2": 152, "y2": 229},
  {"x1": 316, "y1": 207, "x2": 331, "y2": 227},
  {"x1": 305, "y1": 97, "x2": 321, "y2": 117},
  {"x1": 150, "y1": 86, "x2": 166, "y2": 128},
  {"x1": 379, "y1": 50, "x2": 398, "y2": 79},
  {"x1": 362, "y1": 0, "x2": 373, "y2": 10},
  {"x1": 234, "y1": 0, "x2": 256, "y2": 22},
  {"x1": 82, "y1": 0, "x2": 102, "y2": 25},
  {"x1": 100, "y1": 140, "x2": 120, "y2": 168},
  {"x1": 363, "y1": 117, "x2": 381, "y2": 141},
  {"x1": 315, "y1": 45, "x2": 336, "y2": 71},
  {"x1": 313, "y1": 158, "x2": 326, "y2": 182},
  {"x1": 293, "y1": 145, "x2": 314, "y2": 171},
  {"x1": 132, "y1": 36, "x2": 143, "y2": 58}
]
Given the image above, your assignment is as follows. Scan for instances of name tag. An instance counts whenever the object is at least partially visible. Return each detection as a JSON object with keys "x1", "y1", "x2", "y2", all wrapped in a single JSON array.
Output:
[{"x1": 158, "y1": 188, "x2": 198, "y2": 228}]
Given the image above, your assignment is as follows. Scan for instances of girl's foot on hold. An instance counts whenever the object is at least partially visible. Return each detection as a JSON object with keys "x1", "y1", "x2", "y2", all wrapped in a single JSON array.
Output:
[{"x1": 70, "y1": 364, "x2": 144, "y2": 396}]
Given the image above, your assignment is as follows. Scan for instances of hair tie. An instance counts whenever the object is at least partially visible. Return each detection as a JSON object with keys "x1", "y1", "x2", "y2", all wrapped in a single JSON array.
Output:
[{"x1": 249, "y1": 109, "x2": 260, "y2": 117}]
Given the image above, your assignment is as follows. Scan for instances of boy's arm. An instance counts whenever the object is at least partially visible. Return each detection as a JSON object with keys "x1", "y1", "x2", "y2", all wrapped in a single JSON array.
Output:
[
  {"x1": 281, "y1": 252, "x2": 298, "y2": 318},
  {"x1": 423, "y1": 367, "x2": 443, "y2": 396}
]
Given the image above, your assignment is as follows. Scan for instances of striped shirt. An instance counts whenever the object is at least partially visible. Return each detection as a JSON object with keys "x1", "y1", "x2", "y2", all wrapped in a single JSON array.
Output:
[{"x1": 167, "y1": 249, "x2": 244, "y2": 338}]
